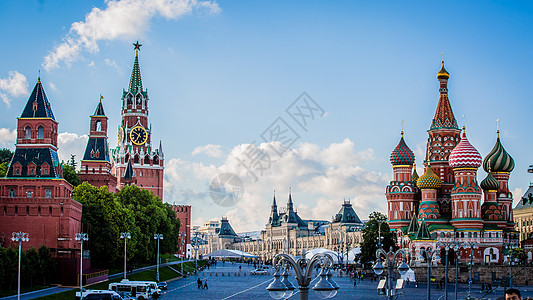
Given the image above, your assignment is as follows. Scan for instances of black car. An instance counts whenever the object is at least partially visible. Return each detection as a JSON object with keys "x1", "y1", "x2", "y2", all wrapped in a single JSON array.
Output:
[{"x1": 157, "y1": 282, "x2": 168, "y2": 290}]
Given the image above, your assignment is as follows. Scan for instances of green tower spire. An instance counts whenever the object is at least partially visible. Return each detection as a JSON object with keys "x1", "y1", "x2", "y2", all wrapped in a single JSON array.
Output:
[{"x1": 128, "y1": 41, "x2": 143, "y2": 95}]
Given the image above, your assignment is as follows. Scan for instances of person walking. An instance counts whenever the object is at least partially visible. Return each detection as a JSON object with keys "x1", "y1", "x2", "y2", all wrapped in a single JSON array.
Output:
[
  {"x1": 204, "y1": 279, "x2": 209, "y2": 289},
  {"x1": 197, "y1": 278, "x2": 202, "y2": 289}
]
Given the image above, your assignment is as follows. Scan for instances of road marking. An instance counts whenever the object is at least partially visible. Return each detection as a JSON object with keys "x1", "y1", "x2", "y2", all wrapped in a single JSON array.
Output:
[
  {"x1": 166, "y1": 279, "x2": 198, "y2": 293},
  {"x1": 221, "y1": 278, "x2": 274, "y2": 300}
]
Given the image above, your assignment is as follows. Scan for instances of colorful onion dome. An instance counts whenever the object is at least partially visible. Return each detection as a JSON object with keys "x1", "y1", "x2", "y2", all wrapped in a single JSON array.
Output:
[
  {"x1": 412, "y1": 163, "x2": 419, "y2": 182},
  {"x1": 417, "y1": 165, "x2": 442, "y2": 189},
  {"x1": 480, "y1": 171, "x2": 500, "y2": 191},
  {"x1": 437, "y1": 61, "x2": 450, "y2": 80},
  {"x1": 390, "y1": 132, "x2": 415, "y2": 166},
  {"x1": 482, "y1": 130, "x2": 515, "y2": 173},
  {"x1": 449, "y1": 128, "x2": 482, "y2": 168}
]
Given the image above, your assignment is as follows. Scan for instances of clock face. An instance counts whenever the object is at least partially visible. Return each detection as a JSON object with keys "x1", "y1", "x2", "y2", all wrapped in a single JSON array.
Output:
[
  {"x1": 118, "y1": 127, "x2": 125, "y2": 145},
  {"x1": 130, "y1": 126, "x2": 148, "y2": 145}
]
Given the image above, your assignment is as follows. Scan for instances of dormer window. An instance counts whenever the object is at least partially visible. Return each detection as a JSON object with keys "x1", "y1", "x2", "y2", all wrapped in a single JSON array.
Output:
[
  {"x1": 37, "y1": 126, "x2": 44, "y2": 139},
  {"x1": 24, "y1": 126, "x2": 31, "y2": 139}
]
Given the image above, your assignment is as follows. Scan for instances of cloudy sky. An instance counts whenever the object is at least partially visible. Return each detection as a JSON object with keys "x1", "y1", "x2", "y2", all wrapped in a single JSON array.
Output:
[{"x1": 1, "y1": 1, "x2": 532, "y2": 232}]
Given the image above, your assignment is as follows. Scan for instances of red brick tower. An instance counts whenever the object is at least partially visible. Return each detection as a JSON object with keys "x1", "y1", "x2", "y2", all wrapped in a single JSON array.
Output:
[
  {"x1": 386, "y1": 131, "x2": 418, "y2": 229},
  {"x1": 0, "y1": 78, "x2": 82, "y2": 255},
  {"x1": 111, "y1": 42, "x2": 164, "y2": 199},
  {"x1": 425, "y1": 61, "x2": 462, "y2": 216},
  {"x1": 79, "y1": 97, "x2": 117, "y2": 192}
]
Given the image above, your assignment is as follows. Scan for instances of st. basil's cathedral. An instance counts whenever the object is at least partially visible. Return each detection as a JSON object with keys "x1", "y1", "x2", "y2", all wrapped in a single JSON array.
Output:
[{"x1": 386, "y1": 62, "x2": 519, "y2": 264}]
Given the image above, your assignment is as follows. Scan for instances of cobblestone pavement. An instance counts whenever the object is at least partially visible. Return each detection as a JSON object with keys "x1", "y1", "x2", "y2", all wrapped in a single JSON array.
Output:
[{"x1": 161, "y1": 262, "x2": 533, "y2": 299}]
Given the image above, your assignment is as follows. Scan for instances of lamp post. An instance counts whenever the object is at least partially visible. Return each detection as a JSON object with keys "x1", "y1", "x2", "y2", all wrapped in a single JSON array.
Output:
[
  {"x1": 463, "y1": 242, "x2": 478, "y2": 300},
  {"x1": 377, "y1": 221, "x2": 385, "y2": 250},
  {"x1": 267, "y1": 251, "x2": 338, "y2": 300},
  {"x1": 504, "y1": 241, "x2": 519, "y2": 288},
  {"x1": 154, "y1": 234, "x2": 164, "y2": 281},
  {"x1": 192, "y1": 231, "x2": 200, "y2": 273},
  {"x1": 11, "y1": 232, "x2": 29, "y2": 300},
  {"x1": 436, "y1": 241, "x2": 461, "y2": 300},
  {"x1": 75, "y1": 233, "x2": 89, "y2": 297},
  {"x1": 419, "y1": 246, "x2": 440, "y2": 300},
  {"x1": 179, "y1": 231, "x2": 186, "y2": 276},
  {"x1": 454, "y1": 249, "x2": 461, "y2": 300},
  {"x1": 372, "y1": 247, "x2": 409, "y2": 300},
  {"x1": 120, "y1": 232, "x2": 131, "y2": 279}
]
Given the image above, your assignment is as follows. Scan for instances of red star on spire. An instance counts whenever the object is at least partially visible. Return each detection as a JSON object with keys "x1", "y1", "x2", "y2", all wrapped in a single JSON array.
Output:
[{"x1": 133, "y1": 41, "x2": 142, "y2": 51}]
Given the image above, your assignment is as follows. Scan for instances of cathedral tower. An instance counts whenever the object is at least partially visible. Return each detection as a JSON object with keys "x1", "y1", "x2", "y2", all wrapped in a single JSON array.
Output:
[{"x1": 111, "y1": 42, "x2": 164, "y2": 199}]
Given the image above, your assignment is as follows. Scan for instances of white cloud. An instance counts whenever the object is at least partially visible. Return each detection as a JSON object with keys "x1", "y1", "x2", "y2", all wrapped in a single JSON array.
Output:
[
  {"x1": 48, "y1": 82, "x2": 57, "y2": 91},
  {"x1": 512, "y1": 187, "x2": 524, "y2": 207},
  {"x1": 57, "y1": 132, "x2": 89, "y2": 169},
  {"x1": 0, "y1": 71, "x2": 29, "y2": 107},
  {"x1": 192, "y1": 144, "x2": 223, "y2": 158},
  {"x1": 43, "y1": 0, "x2": 221, "y2": 70},
  {"x1": 0, "y1": 128, "x2": 17, "y2": 149},
  {"x1": 104, "y1": 58, "x2": 123, "y2": 74},
  {"x1": 164, "y1": 139, "x2": 387, "y2": 232},
  {"x1": 88, "y1": 61, "x2": 95, "y2": 67}
]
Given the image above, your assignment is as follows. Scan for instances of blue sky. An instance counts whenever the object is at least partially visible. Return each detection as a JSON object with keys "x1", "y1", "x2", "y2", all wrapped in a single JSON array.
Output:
[{"x1": 1, "y1": 0, "x2": 532, "y2": 232}]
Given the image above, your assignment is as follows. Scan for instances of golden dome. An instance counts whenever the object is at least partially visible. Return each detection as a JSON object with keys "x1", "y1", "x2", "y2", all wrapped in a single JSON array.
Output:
[
  {"x1": 417, "y1": 164, "x2": 442, "y2": 189},
  {"x1": 437, "y1": 60, "x2": 449, "y2": 80}
]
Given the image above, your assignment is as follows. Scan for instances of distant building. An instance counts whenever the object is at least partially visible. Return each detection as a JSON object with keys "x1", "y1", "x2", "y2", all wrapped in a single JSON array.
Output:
[
  {"x1": 386, "y1": 61, "x2": 519, "y2": 265},
  {"x1": 0, "y1": 78, "x2": 83, "y2": 284},
  {"x1": 197, "y1": 192, "x2": 364, "y2": 262},
  {"x1": 513, "y1": 166, "x2": 533, "y2": 262}
]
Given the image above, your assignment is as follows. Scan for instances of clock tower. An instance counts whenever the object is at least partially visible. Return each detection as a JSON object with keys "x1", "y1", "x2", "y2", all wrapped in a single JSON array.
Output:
[{"x1": 111, "y1": 42, "x2": 164, "y2": 200}]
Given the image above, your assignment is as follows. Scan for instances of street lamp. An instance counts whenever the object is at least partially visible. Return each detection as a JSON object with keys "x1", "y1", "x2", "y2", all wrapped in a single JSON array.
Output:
[
  {"x1": 154, "y1": 234, "x2": 164, "y2": 281},
  {"x1": 436, "y1": 241, "x2": 461, "y2": 300},
  {"x1": 75, "y1": 233, "x2": 89, "y2": 297},
  {"x1": 120, "y1": 232, "x2": 131, "y2": 279},
  {"x1": 463, "y1": 242, "x2": 478, "y2": 300},
  {"x1": 373, "y1": 247, "x2": 409, "y2": 300},
  {"x1": 179, "y1": 231, "x2": 186, "y2": 276},
  {"x1": 504, "y1": 241, "x2": 519, "y2": 288},
  {"x1": 377, "y1": 221, "x2": 385, "y2": 250},
  {"x1": 267, "y1": 251, "x2": 338, "y2": 300},
  {"x1": 192, "y1": 231, "x2": 200, "y2": 274},
  {"x1": 11, "y1": 232, "x2": 29, "y2": 300},
  {"x1": 419, "y1": 247, "x2": 440, "y2": 300}
]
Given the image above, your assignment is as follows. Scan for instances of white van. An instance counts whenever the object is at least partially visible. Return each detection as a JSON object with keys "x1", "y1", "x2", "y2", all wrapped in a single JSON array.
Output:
[
  {"x1": 75, "y1": 289, "x2": 123, "y2": 300},
  {"x1": 109, "y1": 279, "x2": 161, "y2": 300}
]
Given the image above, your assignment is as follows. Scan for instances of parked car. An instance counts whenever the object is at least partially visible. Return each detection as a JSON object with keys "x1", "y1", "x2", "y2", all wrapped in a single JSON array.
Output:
[
  {"x1": 76, "y1": 289, "x2": 123, "y2": 300},
  {"x1": 250, "y1": 268, "x2": 268, "y2": 275},
  {"x1": 157, "y1": 282, "x2": 168, "y2": 290}
]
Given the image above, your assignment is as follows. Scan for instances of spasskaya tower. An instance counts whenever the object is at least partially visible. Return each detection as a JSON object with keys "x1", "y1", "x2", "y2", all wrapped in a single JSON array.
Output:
[{"x1": 111, "y1": 41, "x2": 164, "y2": 200}]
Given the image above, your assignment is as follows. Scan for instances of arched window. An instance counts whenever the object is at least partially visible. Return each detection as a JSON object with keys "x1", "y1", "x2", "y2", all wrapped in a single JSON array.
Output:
[
  {"x1": 25, "y1": 126, "x2": 31, "y2": 139},
  {"x1": 136, "y1": 94, "x2": 142, "y2": 106},
  {"x1": 45, "y1": 189, "x2": 51, "y2": 198},
  {"x1": 8, "y1": 189, "x2": 15, "y2": 198},
  {"x1": 95, "y1": 120, "x2": 102, "y2": 132},
  {"x1": 127, "y1": 94, "x2": 133, "y2": 105},
  {"x1": 153, "y1": 156, "x2": 159, "y2": 164},
  {"x1": 37, "y1": 126, "x2": 44, "y2": 139},
  {"x1": 144, "y1": 155, "x2": 150, "y2": 165},
  {"x1": 134, "y1": 155, "x2": 140, "y2": 164}
]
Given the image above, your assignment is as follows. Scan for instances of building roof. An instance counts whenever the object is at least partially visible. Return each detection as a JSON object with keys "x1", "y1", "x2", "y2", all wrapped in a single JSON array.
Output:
[
  {"x1": 93, "y1": 99, "x2": 105, "y2": 116},
  {"x1": 515, "y1": 183, "x2": 533, "y2": 210},
  {"x1": 417, "y1": 164, "x2": 442, "y2": 189},
  {"x1": 480, "y1": 171, "x2": 500, "y2": 191},
  {"x1": 20, "y1": 78, "x2": 55, "y2": 120},
  {"x1": 6, "y1": 148, "x2": 61, "y2": 178},
  {"x1": 430, "y1": 62, "x2": 457, "y2": 130},
  {"x1": 415, "y1": 218, "x2": 432, "y2": 240},
  {"x1": 128, "y1": 50, "x2": 144, "y2": 95},
  {"x1": 123, "y1": 159, "x2": 135, "y2": 180},
  {"x1": 82, "y1": 137, "x2": 110, "y2": 162},
  {"x1": 437, "y1": 60, "x2": 450, "y2": 80},
  {"x1": 219, "y1": 217, "x2": 238, "y2": 237},
  {"x1": 332, "y1": 199, "x2": 363, "y2": 225},
  {"x1": 407, "y1": 213, "x2": 419, "y2": 234}
]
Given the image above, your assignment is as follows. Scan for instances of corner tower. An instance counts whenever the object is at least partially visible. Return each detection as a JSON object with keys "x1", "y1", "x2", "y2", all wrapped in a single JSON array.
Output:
[{"x1": 111, "y1": 42, "x2": 164, "y2": 200}]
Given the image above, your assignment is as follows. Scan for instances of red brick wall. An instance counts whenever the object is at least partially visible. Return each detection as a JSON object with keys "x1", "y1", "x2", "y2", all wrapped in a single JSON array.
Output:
[{"x1": 171, "y1": 204, "x2": 191, "y2": 256}]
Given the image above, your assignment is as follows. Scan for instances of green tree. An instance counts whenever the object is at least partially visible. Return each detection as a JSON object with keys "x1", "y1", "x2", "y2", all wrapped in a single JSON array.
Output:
[
  {"x1": 73, "y1": 182, "x2": 134, "y2": 268},
  {"x1": 359, "y1": 212, "x2": 397, "y2": 266},
  {"x1": 68, "y1": 154, "x2": 77, "y2": 168},
  {"x1": 0, "y1": 162, "x2": 8, "y2": 177},
  {"x1": 0, "y1": 148, "x2": 14, "y2": 163},
  {"x1": 511, "y1": 248, "x2": 528, "y2": 264},
  {"x1": 22, "y1": 248, "x2": 39, "y2": 288},
  {"x1": 38, "y1": 245, "x2": 55, "y2": 285},
  {"x1": 63, "y1": 164, "x2": 80, "y2": 186}
]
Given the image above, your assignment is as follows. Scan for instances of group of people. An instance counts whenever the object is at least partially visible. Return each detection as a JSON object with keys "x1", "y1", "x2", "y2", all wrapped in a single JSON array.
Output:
[{"x1": 197, "y1": 278, "x2": 208, "y2": 289}]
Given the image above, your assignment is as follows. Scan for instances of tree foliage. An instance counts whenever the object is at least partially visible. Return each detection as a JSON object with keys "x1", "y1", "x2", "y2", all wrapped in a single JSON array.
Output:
[
  {"x1": 0, "y1": 162, "x2": 8, "y2": 177},
  {"x1": 0, "y1": 148, "x2": 13, "y2": 163},
  {"x1": 359, "y1": 212, "x2": 397, "y2": 266},
  {"x1": 63, "y1": 164, "x2": 80, "y2": 186},
  {"x1": 73, "y1": 183, "x2": 180, "y2": 269}
]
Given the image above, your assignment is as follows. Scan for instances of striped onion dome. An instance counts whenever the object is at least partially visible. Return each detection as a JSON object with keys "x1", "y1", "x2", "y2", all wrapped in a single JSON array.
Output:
[
  {"x1": 390, "y1": 132, "x2": 415, "y2": 166},
  {"x1": 449, "y1": 128, "x2": 482, "y2": 169},
  {"x1": 412, "y1": 164, "x2": 420, "y2": 182},
  {"x1": 482, "y1": 130, "x2": 515, "y2": 173},
  {"x1": 480, "y1": 171, "x2": 500, "y2": 191},
  {"x1": 417, "y1": 165, "x2": 442, "y2": 189}
]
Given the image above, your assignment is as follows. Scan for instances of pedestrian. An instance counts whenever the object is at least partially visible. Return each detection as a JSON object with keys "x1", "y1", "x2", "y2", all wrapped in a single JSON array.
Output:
[
  {"x1": 353, "y1": 278, "x2": 357, "y2": 287},
  {"x1": 204, "y1": 279, "x2": 209, "y2": 289},
  {"x1": 197, "y1": 278, "x2": 202, "y2": 289},
  {"x1": 482, "y1": 283, "x2": 485, "y2": 291}
]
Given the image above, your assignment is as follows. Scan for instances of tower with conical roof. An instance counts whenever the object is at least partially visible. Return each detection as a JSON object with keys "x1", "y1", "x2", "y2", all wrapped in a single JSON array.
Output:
[
  {"x1": 386, "y1": 131, "x2": 419, "y2": 229},
  {"x1": 79, "y1": 97, "x2": 117, "y2": 192},
  {"x1": 0, "y1": 78, "x2": 83, "y2": 277},
  {"x1": 111, "y1": 42, "x2": 164, "y2": 199},
  {"x1": 425, "y1": 61, "x2": 461, "y2": 216},
  {"x1": 417, "y1": 164, "x2": 443, "y2": 222}
]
